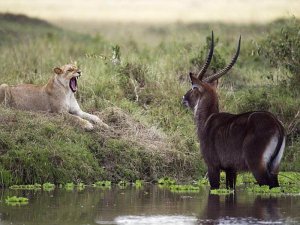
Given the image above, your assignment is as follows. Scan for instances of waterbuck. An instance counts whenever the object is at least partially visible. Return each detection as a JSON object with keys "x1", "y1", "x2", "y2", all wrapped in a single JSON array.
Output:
[{"x1": 182, "y1": 32, "x2": 285, "y2": 189}]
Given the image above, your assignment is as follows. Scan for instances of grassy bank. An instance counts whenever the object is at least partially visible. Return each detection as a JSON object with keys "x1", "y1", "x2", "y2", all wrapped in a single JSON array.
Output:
[{"x1": 0, "y1": 13, "x2": 299, "y2": 186}]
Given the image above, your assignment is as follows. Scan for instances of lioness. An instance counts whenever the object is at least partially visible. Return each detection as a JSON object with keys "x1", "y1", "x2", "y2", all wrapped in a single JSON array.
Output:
[{"x1": 0, "y1": 64, "x2": 108, "y2": 131}]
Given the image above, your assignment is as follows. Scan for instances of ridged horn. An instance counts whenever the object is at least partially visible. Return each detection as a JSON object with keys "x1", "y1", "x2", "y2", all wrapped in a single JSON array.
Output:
[
  {"x1": 204, "y1": 35, "x2": 241, "y2": 83},
  {"x1": 197, "y1": 31, "x2": 214, "y2": 80}
]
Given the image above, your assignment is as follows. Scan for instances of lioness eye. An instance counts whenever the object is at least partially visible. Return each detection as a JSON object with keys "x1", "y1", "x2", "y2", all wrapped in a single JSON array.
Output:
[{"x1": 67, "y1": 69, "x2": 73, "y2": 72}]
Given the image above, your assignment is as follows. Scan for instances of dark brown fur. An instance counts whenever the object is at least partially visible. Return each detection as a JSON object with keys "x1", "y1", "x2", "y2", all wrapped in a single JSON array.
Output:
[{"x1": 182, "y1": 35, "x2": 285, "y2": 189}]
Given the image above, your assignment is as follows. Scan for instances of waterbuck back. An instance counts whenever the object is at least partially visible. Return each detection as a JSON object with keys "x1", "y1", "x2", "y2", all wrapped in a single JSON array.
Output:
[{"x1": 182, "y1": 32, "x2": 285, "y2": 189}]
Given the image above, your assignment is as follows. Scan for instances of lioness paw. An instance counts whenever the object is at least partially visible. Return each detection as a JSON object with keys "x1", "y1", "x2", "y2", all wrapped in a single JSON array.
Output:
[
  {"x1": 83, "y1": 121, "x2": 94, "y2": 131},
  {"x1": 90, "y1": 115, "x2": 109, "y2": 128}
]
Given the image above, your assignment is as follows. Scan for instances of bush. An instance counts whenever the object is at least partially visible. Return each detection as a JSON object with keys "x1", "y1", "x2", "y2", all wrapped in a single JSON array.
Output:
[
  {"x1": 190, "y1": 33, "x2": 226, "y2": 75},
  {"x1": 258, "y1": 18, "x2": 300, "y2": 86}
]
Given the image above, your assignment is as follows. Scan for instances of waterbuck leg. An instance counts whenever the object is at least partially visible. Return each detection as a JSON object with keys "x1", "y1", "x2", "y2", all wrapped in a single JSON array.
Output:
[
  {"x1": 225, "y1": 169, "x2": 237, "y2": 189},
  {"x1": 208, "y1": 167, "x2": 220, "y2": 189},
  {"x1": 249, "y1": 168, "x2": 270, "y2": 187},
  {"x1": 269, "y1": 174, "x2": 280, "y2": 188}
]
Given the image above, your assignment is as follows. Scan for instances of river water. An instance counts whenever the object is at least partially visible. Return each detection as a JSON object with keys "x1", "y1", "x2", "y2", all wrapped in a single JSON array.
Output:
[{"x1": 0, "y1": 185, "x2": 299, "y2": 225}]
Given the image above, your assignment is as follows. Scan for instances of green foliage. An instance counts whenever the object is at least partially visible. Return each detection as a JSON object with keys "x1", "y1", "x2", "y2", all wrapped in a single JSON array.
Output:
[
  {"x1": 10, "y1": 183, "x2": 41, "y2": 190},
  {"x1": 210, "y1": 189, "x2": 234, "y2": 195},
  {"x1": 5, "y1": 196, "x2": 29, "y2": 206},
  {"x1": 169, "y1": 184, "x2": 200, "y2": 193},
  {"x1": 236, "y1": 173, "x2": 257, "y2": 186},
  {"x1": 65, "y1": 183, "x2": 75, "y2": 191},
  {"x1": 190, "y1": 33, "x2": 226, "y2": 73},
  {"x1": 197, "y1": 177, "x2": 209, "y2": 186},
  {"x1": 118, "y1": 180, "x2": 129, "y2": 189},
  {"x1": 93, "y1": 181, "x2": 112, "y2": 189},
  {"x1": 43, "y1": 182, "x2": 55, "y2": 191},
  {"x1": 246, "y1": 185, "x2": 281, "y2": 195},
  {"x1": 259, "y1": 18, "x2": 300, "y2": 86},
  {"x1": 158, "y1": 177, "x2": 176, "y2": 186},
  {"x1": 134, "y1": 180, "x2": 143, "y2": 188},
  {"x1": 76, "y1": 182, "x2": 86, "y2": 191},
  {"x1": 0, "y1": 14, "x2": 299, "y2": 186},
  {"x1": 278, "y1": 172, "x2": 300, "y2": 186}
]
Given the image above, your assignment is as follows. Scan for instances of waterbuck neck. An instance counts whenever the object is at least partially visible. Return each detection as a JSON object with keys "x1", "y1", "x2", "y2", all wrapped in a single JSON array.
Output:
[{"x1": 194, "y1": 93, "x2": 219, "y2": 135}]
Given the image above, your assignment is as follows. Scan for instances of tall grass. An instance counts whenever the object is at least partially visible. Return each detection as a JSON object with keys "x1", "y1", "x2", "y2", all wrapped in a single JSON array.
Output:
[{"x1": 0, "y1": 13, "x2": 299, "y2": 185}]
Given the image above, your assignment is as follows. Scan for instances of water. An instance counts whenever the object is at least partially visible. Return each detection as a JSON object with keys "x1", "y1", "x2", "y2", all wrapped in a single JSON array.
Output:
[{"x1": 0, "y1": 185, "x2": 299, "y2": 225}]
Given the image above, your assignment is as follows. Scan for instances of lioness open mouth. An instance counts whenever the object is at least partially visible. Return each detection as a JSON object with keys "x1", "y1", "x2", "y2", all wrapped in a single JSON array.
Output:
[{"x1": 69, "y1": 77, "x2": 78, "y2": 92}]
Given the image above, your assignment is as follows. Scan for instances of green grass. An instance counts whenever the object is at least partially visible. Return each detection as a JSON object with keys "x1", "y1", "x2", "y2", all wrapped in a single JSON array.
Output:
[{"x1": 0, "y1": 13, "x2": 299, "y2": 186}]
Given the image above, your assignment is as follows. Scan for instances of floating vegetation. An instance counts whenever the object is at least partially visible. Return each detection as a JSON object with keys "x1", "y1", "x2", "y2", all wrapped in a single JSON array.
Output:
[
  {"x1": 5, "y1": 196, "x2": 29, "y2": 206},
  {"x1": 246, "y1": 185, "x2": 300, "y2": 196},
  {"x1": 9, "y1": 184, "x2": 41, "y2": 190},
  {"x1": 93, "y1": 181, "x2": 112, "y2": 189},
  {"x1": 210, "y1": 189, "x2": 234, "y2": 195},
  {"x1": 118, "y1": 181, "x2": 129, "y2": 189},
  {"x1": 64, "y1": 182, "x2": 75, "y2": 191},
  {"x1": 197, "y1": 177, "x2": 209, "y2": 186},
  {"x1": 246, "y1": 185, "x2": 282, "y2": 195},
  {"x1": 169, "y1": 185, "x2": 200, "y2": 193},
  {"x1": 42, "y1": 182, "x2": 55, "y2": 191},
  {"x1": 236, "y1": 173, "x2": 257, "y2": 186},
  {"x1": 134, "y1": 180, "x2": 143, "y2": 188},
  {"x1": 76, "y1": 183, "x2": 86, "y2": 191},
  {"x1": 279, "y1": 172, "x2": 300, "y2": 185},
  {"x1": 158, "y1": 177, "x2": 176, "y2": 186}
]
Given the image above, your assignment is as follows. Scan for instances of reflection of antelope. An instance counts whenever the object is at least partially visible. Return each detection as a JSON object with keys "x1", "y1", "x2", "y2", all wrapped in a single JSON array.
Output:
[
  {"x1": 182, "y1": 32, "x2": 285, "y2": 189},
  {"x1": 201, "y1": 194, "x2": 281, "y2": 224}
]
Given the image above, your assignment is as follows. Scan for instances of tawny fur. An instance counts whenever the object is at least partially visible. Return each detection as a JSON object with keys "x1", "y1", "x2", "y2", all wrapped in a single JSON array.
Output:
[{"x1": 0, "y1": 64, "x2": 108, "y2": 131}]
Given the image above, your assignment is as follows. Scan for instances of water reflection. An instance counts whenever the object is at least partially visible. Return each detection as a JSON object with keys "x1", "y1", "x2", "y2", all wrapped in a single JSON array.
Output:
[
  {"x1": 0, "y1": 186, "x2": 299, "y2": 225},
  {"x1": 199, "y1": 193, "x2": 288, "y2": 224}
]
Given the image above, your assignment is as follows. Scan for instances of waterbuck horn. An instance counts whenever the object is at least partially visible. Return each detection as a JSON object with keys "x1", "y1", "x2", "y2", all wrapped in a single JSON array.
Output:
[
  {"x1": 204, "y1": 35, "x2": 241, "y2": 83},
  {"x1": 197, "y1": 31, "x2": 214, "y2": 81}
]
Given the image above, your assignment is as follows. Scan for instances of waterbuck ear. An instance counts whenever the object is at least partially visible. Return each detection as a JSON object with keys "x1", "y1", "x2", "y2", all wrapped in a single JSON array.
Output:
[
  {"x1": 189, "y1": 72, "x2": 199, "y2": 84},
  {"x1": 189, "y1": 72, "x2": 204, "y2": 92},
  {"x1": 54, "y1": 67, "x2": 63, "y2": 75},
  {"x1": 210, "y1": 79, "x2": 219, "y2": 89}
]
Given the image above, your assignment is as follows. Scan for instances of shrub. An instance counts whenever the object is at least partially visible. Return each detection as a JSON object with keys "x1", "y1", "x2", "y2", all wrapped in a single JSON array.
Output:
[{"x1": 258, "y1": 18, "x2": 300, "y2": 86}]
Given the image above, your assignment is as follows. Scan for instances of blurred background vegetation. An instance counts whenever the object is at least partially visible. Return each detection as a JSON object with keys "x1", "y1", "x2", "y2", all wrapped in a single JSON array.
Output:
[{"x1": 0, "y1": 0, "x2": 299, "y2": 185}]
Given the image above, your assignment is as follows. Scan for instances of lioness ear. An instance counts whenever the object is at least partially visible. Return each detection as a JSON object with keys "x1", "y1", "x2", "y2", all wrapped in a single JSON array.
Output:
[{"x1": 54, "y1": 67, "x2": 63, "y2": 75}]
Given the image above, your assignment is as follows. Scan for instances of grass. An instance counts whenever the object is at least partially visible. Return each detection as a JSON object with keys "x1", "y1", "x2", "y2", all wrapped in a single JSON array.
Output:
[{"x1": 0, "y1": 13, "x2": 299, "y2": 186}]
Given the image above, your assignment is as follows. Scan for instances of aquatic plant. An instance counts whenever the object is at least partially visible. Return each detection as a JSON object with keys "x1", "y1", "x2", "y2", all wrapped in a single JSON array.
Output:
[
  {"x1": 9, "y1": 184, "x2": 41, "y2": 190},
  {"x1": 118, "y1": 181, "x2": 129, "y2": 189},
  {"x1": 93, "y1": 181, "x2": 111, "y2": 189},
  {"x1": 278, "y1": 172, "x2": 300, "y2": 185},
  {"x1": 169, "y1": 184, "x2": 200, "y2": 193},
  {"x1": 134, "y1": 180, "x2": 143, "y2": 188},
  {"x1": 197, "y1": 177, "x2": 209, "y2": 186},
  {"x1": 210, "y1": 189, "x2": 234, "y2": 195},
  {"x1": 236, "y1": 173, "x2": 257, "y2": 186},
  {"x1": 42, "y1": 182, "x2": 55, "y2": 191},
  {"x1": 5, "y1": 196, "x2": 29, "y2": 206},
  {"x1": 76, "y1": 182, "x2": 86, "y2": 191},
  {"x1": 64, "y1": 182, "x2": 75, "y2": 191},
  {"x1": 158, "y1": 177, "x2": 176, "y2": 186},
  {"x1": 246, "y1": 185, "x2": 282, "y2": 194},
  {"x1": 246, "y1": 183, "x2": 300, "y2": 196}
]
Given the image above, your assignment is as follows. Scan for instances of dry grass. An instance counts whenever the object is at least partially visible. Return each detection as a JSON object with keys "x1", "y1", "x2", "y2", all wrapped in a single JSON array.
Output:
[{"x1": 97, "y1": 107, "x2": 170, "y2": 152}]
